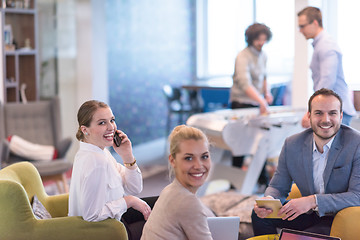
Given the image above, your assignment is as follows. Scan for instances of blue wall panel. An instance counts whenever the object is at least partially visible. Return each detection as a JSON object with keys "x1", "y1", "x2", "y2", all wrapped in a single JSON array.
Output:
[{"x1": 106, "y1": 0, "x2": 196, "y2": 145}]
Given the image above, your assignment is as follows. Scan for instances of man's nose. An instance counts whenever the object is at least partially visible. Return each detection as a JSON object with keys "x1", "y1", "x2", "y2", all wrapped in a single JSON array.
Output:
[{"x1": 322, "y1": 113, "x2": 330, "y2": 122}]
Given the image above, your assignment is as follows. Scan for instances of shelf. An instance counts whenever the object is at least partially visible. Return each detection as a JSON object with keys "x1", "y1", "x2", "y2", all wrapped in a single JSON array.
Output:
[
  {"x1": 2, "y1": 0, "x2": 38, "y2": 103},
  {"x1": 5, "y1": 49, "x2": 37, "y2": 56},
  {"x1": 4, "y1": 81, "x2": 18, "y2": 88},
  {"x1": 2, "y1": 8, "x2": 35, "y2": 14}
]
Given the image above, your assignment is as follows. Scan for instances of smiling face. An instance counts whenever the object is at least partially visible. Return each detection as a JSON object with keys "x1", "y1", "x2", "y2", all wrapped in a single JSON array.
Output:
[
  {"x1": 309, "y1": 95, "x2": 343, "y2": 146},
  {"x1": 81, "y1": 107, "x2": 117, "y2": 149},
  {"x1": 170, "y1": 139, "x2": 211, "y2": 194}
]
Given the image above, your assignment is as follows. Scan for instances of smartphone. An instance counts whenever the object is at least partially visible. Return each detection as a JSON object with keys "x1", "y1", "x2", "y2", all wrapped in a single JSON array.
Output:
[{"x1": 113, "y1": 132, "x2": 122, "y2": 147}]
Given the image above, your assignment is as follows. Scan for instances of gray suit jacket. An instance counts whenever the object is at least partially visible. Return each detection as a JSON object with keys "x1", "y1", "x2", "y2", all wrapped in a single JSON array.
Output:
[{"x1": 265, "y1": 125, "x2": 360, "y2": 217}]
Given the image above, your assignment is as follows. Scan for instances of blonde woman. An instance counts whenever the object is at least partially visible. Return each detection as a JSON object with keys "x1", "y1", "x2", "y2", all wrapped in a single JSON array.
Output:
[{"x1": 141, "y1": 125, "x2": 214, "y2": 240}]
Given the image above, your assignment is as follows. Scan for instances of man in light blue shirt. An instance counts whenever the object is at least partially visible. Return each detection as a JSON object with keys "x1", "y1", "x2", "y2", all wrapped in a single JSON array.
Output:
[
  {"x1": 252, "y1": 88, "x2": 360, "y2": 236},
  {"x1": 298, "y1": 7, "x2": 356, "y2": 127}
]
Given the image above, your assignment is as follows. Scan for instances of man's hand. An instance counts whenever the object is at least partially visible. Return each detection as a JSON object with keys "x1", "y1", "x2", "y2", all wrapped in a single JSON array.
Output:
[
  {"x1": 278, "y1": 195, "x2": 316, "y2": 221},
  {"x1": 259, "y1": 100, "x2": 269, "y2": 115},
  {"x1": 265, "y1": 92, "x2": 274, "y2": 105},
  {"x1": 253, "y1": 196, "x2": 274, "y2": 218},
  {"x1": 301, "y1": 113, "x2": 310, "y2": 128}
]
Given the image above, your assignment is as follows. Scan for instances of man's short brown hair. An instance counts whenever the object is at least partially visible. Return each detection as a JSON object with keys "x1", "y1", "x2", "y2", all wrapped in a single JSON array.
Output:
[
  {"x1": 298, "y1": 6, "x2": 323, "y2": 28},
  {"x1": 308, "y1": 88, "x2": 343, "y2": 113}
]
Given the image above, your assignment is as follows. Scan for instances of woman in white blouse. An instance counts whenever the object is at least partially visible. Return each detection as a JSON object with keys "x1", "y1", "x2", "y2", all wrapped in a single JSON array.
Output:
[{"x1": 68, "y1": 100, "x2": 153, "y2": 239}]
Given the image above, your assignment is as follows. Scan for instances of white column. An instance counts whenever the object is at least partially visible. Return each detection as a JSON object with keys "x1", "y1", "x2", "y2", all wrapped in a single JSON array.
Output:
[
  {"x1": 292, "y1": 0, "x2": 311, "y2": 109},
  {"x1": 0, "y1": 11, "x2": 3, "y2": 103},
  {"x1": 57, "y1": 0, "x2": 108, "y2": 162},
  {"x1": 75, "y1": 0, "x2": 108, "y2": 104}
]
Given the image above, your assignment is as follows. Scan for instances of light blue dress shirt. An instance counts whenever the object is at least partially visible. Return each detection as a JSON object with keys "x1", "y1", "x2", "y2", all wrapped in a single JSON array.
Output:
[
  {"x1": 312, "y1": 137, "x2": 334, "y2": 194},
  {"x1": 310, "y1": 30, "x2": 356, "y2": 117}
]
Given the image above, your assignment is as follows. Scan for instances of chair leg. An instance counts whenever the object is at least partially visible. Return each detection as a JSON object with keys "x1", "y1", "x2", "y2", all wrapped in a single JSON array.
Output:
[
  {"x1": 55, "y1": 181, "x2": 63, "y2": 194},
  {"x1": 178, "y1": 112, "x2": 183, "y2": 125},
  {"x1": 42, "y1": 173, "x2": 69, "y2": 194},
  {"x1": 61, "y1": 173, "x2": 69, "y2": 193}
]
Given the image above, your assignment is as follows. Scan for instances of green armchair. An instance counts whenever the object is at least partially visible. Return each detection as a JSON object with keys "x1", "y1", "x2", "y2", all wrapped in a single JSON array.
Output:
[
  {"x1": 288, "y1": 184, "x2": 360, "y2": 240},
  {"x1": 0, "y1": 161, "x2": 128, "y2": 240}
]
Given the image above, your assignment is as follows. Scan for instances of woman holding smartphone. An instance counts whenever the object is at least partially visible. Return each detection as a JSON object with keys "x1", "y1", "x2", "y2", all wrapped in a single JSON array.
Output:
[
  {"x1": 68, "y1": 100, "x2": 154, "y2": 240},
  {"x1": 141, "y1": 125, "x2": 214, "y2": 240}
]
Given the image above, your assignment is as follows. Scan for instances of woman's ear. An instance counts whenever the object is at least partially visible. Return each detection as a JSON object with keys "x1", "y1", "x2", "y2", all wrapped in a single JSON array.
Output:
[
  {"x1": 169, "y1": 154, "x2": 176, "y2": 168},
  {"x1": 80, "y1": 125, "x2": 88, "y2": 135}
]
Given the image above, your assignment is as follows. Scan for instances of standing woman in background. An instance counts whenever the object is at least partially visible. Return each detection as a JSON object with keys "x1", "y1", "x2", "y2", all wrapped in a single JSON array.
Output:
[
  {"x1": 68, "y1": 100, "x2": 154, "y2": 240},
  {"x1": 141, "y1": 125, "x2": 214, "y2": 240}
]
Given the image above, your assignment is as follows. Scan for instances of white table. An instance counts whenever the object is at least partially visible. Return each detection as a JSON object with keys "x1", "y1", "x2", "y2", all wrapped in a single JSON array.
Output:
[{"x1": 187, "y1": 106, "x2": 306, "y2": 194}]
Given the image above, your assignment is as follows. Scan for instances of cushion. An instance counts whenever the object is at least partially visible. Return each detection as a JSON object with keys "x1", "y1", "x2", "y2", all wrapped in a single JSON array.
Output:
[
  {"x1": 200, "y1": 191, "x2": 258, "y2": 223},
  {"x1": 32, "y1": 195, "x2": 52, "y2": 219},
  {"x1": 200, "y1": 191, "x2": 257, "y2": 238},
  {"x1": 8, "y1": 135, "x2": 58, "y2": 161}
]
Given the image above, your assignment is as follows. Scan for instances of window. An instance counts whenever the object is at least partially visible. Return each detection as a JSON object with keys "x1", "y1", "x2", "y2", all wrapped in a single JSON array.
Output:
[
  {"x1": 197, "y1": 0, "x2": 294, "y2": 85},
  {"x1": 255, "y1": 0, "x2": 294, "y2": 84},
  {"x1": 206, "y1": 0, "x2": 253, "y2": 77},
  {"x1": 338, "y1": 1, "x2": 360, "y2": 90}
]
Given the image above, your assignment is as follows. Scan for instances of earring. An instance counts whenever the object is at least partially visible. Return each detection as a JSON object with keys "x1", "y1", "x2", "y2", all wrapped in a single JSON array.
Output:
[{"x1": 85, "y1": 132, "x2": 89, "y2": 136}]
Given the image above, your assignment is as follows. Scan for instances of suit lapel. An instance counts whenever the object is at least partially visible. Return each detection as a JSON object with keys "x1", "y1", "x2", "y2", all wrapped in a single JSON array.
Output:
[
  {"x1": 303, "y1": 132, "x2": 315, "y2": 194},
  {"x1": 323, "y1": 128, "x2": 343, "y2": 190}
]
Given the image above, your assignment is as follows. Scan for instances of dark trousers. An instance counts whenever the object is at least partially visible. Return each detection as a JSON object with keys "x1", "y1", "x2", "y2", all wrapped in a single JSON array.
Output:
[
  {"x1": 230, "y1": 101, "x2": 269, "y2": 186},
  {"x1": 121, "y1": 196, "x2": 158, "y2": 240},
  {"x1": 251, "y1": 209, "x2": 334, "y2": 236}
]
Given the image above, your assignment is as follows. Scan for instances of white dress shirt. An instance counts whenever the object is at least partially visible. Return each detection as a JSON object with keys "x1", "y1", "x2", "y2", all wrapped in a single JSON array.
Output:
[{"x1": 68, "y1": 141, "x2": 142, "y2": 222}]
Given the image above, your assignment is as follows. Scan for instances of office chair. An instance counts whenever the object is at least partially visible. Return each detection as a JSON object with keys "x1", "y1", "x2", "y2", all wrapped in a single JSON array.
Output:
[
  {"x1": 0, "y1": 97, "x2": 72, "y2": 193},
  {"x1": 163, "y1": 84, "x2": 197, "y2": 137}
]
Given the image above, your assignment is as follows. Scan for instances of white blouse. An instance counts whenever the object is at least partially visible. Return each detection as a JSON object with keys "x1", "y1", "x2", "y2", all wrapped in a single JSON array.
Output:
[{"x1": 68, "y1": 141, "x2": 142, "y2": 222}]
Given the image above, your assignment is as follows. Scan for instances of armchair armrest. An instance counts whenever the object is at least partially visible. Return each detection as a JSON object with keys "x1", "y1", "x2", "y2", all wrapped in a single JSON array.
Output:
[
  {"x1": 286, "y1": 183, "x2": 302, "y2": 200},
  {"x1": 56, "y1": 137, "x2": 72, "y2": 158},
  {"x1": 32, "y1": 217, "x2": 128, "y2": 240},
  {"x1": 1, "y1": 139, "x2": 10, "y2": 165},
  {"x1": 330, "y1": 206, "x2": 360, "y2": 240},
  {"x1": 45, "y1": 193, "x2": 69, "y2": 218}
]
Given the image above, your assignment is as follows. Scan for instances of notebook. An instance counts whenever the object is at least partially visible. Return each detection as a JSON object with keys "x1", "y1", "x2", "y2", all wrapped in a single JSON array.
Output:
[
  {"x1": 207, "y1": 217, "x2": 240, "y2": 240},
  {"x1": 279, "y1": 228, "x2": 341, "y2": 240}
]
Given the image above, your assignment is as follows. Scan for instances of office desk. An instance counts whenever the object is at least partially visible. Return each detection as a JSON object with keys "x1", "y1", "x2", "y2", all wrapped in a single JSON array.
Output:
[
  {"x1": 182, "y1": 77, "x2": 232, "y2": 112},
  {"x1": 187, "y1": 106, "x2": 306, "y2": 194},
  {"x1": 181, "y1": 77, "x2": 232, "y2": 90}
]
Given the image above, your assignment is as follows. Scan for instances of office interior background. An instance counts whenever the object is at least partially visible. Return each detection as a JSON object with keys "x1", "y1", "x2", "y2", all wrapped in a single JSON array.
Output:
[{"x1": 0, "y1": 0, "x2": 359, "y2": 161}]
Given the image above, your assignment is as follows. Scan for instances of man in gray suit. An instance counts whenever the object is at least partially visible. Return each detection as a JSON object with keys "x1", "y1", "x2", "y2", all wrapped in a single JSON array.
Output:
[{"x1": 252, "y1": 88, "x2": 360, "y2": 236}]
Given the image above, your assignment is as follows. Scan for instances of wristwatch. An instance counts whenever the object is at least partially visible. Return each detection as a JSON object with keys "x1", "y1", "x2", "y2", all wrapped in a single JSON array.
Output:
[
  {"x1": 312, "y1": 195, "x2": 319, "y2": 212},
  {"x1": 124, "y1": 158, "x2": 137, "y2": 167}
]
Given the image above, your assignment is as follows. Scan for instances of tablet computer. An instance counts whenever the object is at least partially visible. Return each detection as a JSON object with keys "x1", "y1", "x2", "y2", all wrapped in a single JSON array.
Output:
[
  {"x1": 279, "y1": 228, "x2": 341, "y2": 240},
  {"x1": 255, "y1": 199, "x2": 285, "y2": 218}
]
